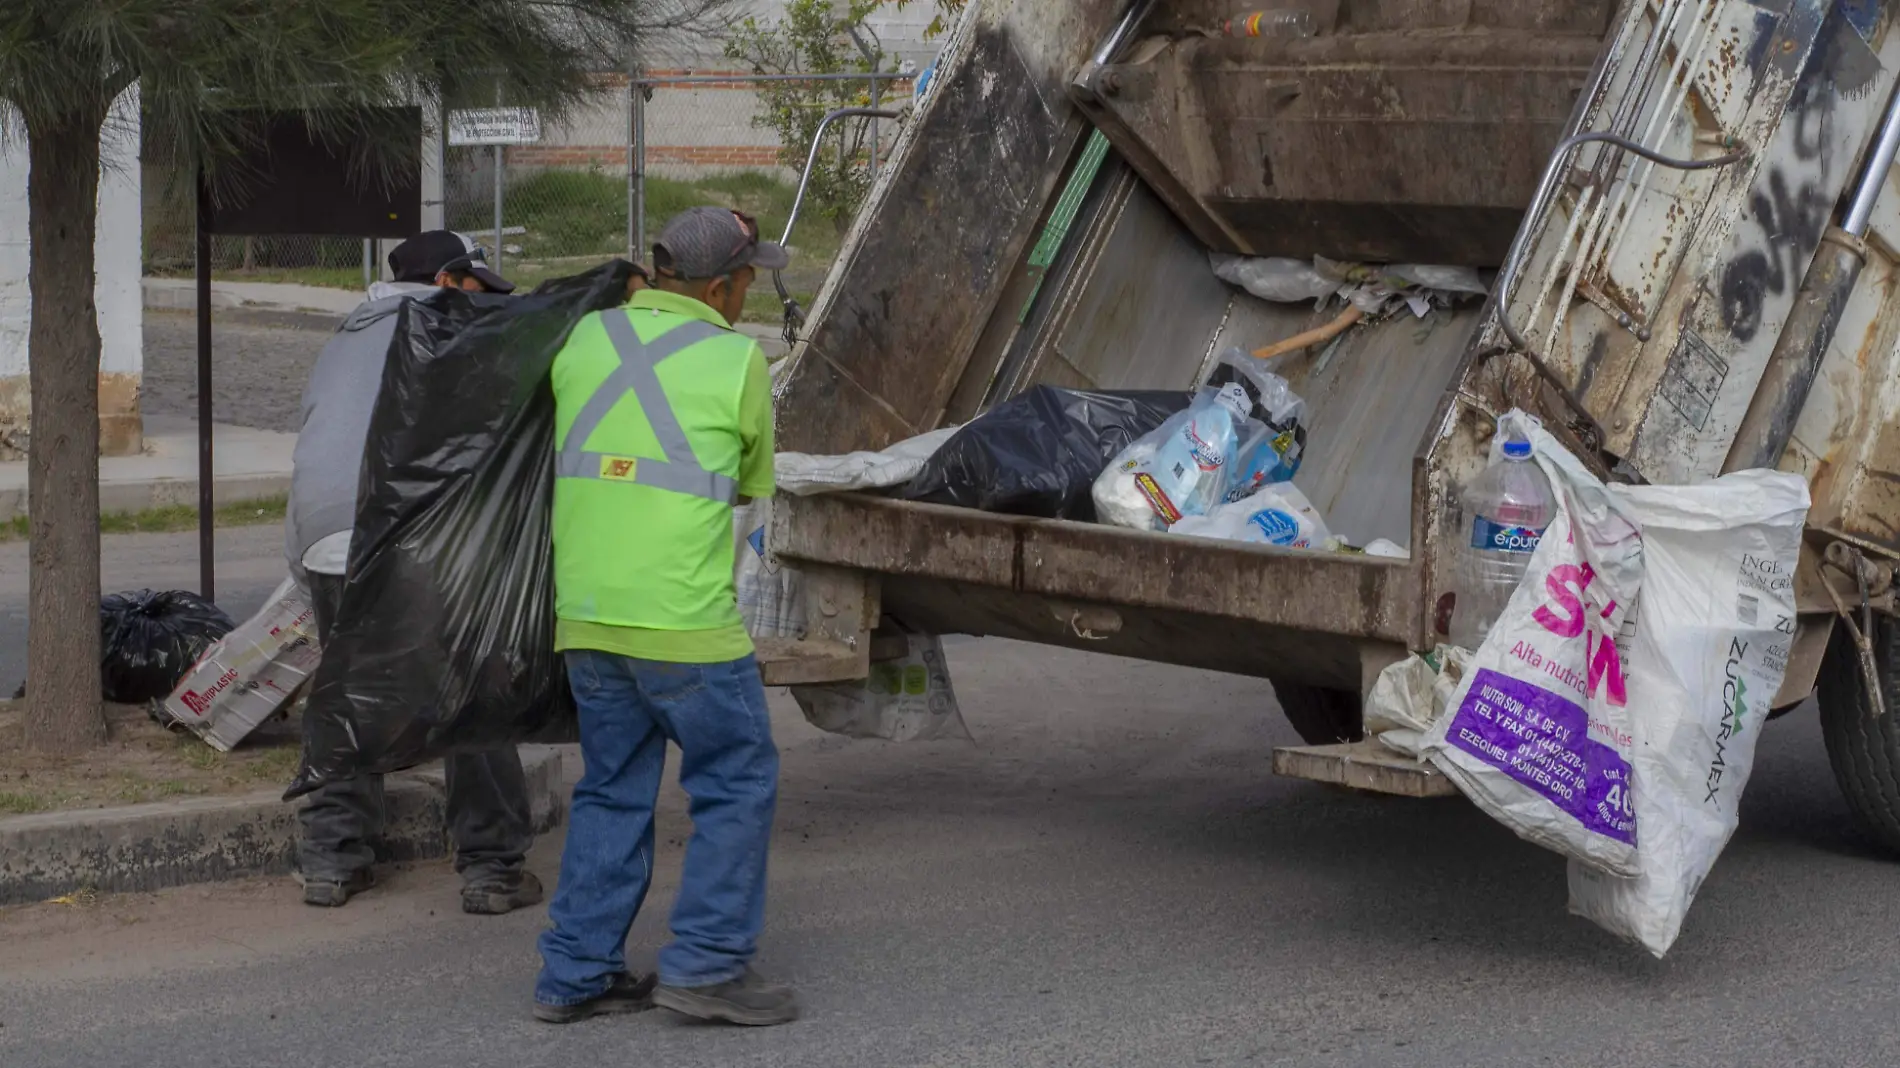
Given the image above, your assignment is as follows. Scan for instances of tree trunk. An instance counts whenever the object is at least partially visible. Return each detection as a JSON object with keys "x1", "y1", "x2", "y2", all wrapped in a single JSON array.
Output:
[{"x1": 23, "y1": 116, "x2": 107, "y2": 753}]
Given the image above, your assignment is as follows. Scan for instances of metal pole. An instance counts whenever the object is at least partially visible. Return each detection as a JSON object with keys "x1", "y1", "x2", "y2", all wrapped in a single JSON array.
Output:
[
  {"x1": 1725, "y1": 78, "x2": 1900, "y2": 472},
  {"x1": 634, "y1": 71, "x2": 649, "y2": 260},
  {"x1": 194, "y1": 171, "x2": 216, "y2": 604},
  {"x1": 633, "y1": 79, "x2": 648, "y2": 260},
  {"x1": 492, "y1": 82, "x2": 505, "y2": 273},
  {"x1": 362, "y1": 239, "x2": 373, "y2": 290},
  {"x1": 1845, "y1": 84, "x2": 1900, "y2": 236},
  {"x1": 492, "y1": 144, "x2": 504, "y2": 274}
]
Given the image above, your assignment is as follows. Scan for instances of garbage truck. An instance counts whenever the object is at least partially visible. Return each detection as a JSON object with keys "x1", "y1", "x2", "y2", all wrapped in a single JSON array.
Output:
[{"x1": 758, "y1": 0, "x2": 1900, "y2": 853}]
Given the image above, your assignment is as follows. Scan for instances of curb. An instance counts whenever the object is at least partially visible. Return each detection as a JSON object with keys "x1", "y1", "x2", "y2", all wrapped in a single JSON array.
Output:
[
  {"x1": 0, "y1": 745, "x2": 567, "y2": 906},
  {"x1": 0, "y1": 472, "x2": 292, "y2": 528},
  {"x1": 142, "y1": 280, "x2": 349, "y2": 333}
]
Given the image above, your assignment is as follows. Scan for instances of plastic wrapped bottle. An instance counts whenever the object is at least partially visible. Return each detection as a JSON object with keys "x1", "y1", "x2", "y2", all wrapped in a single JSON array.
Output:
[{"x1": 1449, "y1": 431, "x2": 1558, "y2": 650}]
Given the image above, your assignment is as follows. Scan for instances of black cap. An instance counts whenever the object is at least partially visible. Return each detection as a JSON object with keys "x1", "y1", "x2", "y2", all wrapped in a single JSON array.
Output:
[
  {"x1": 653, "y1": 207, "x2": 790, "y2": 281},
  {"x1": 387, "y1": 231, "x2": 516, "y2": 293}
]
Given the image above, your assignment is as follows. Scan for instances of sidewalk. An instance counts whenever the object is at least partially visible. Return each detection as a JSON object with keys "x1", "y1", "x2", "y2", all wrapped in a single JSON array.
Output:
[
  {"x1": 0, "y1": 421, "x2": 296, "y2": 524},
  {"x1": 142, "y1": 277, "x2": 793, "y2": 358}
]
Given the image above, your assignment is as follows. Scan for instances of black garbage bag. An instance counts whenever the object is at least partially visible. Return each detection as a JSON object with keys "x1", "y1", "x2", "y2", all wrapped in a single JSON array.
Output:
[
  {"x1": 287, "y1": 261, "x2": 640, "y2": 799},
  {"x1": 901, "y1": 386, "x2": 1192, "y2": 520},
  {"x1": 98, "y1": 590, "x2": 235, "y2": 703}
]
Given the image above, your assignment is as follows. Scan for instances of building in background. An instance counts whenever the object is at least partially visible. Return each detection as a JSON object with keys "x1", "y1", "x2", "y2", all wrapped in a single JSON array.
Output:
[
  {"x1": 506, "y1": 2, "x2": 945, "y2": 181},
  {"x1": 0, "y1": 90, "x2": 144, "y2": 460}
]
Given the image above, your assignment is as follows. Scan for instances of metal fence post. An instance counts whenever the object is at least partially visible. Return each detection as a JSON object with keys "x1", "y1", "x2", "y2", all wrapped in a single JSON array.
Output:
[
  {"x1": 633, "y1": 78, "x2": 648, "y2": 261},
  {"x1": 492, "y1": 84, "x2": 505, "y2": 273}
]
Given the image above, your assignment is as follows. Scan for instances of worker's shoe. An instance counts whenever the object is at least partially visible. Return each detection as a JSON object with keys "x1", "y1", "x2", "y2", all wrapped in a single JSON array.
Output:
[
  {"x1": 461, "y1": 870, "x2": 545, "y2": 916},
  {"x1": 300, "y1": 868, "x2": 375, "y2": 908},
  {"x1": 653, "y1": 968, "x2": 801, "y2": 1027},
  {"x1": 532, "y1": 971, "x2": 657, "y2": 1024}
]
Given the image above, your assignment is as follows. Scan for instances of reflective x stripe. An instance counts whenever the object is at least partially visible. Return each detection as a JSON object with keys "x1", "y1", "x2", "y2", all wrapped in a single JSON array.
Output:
[{"x1": 556, "y1": 313, "x2": 739, "y2": 503}]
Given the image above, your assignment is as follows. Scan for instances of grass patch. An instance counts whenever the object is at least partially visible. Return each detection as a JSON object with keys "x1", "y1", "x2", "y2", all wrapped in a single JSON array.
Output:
[
  {"x1": 0, "y1": 790, "x2": 53, "y2": 815},
  {"x1": 1, "y1": 495, "x2": 286, "y2": 543}
]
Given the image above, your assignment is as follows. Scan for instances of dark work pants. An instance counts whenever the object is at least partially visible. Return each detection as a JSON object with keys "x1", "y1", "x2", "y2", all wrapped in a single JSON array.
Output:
[{"x1": 298, "y1": 572, "x2": 534, "y2": 886}]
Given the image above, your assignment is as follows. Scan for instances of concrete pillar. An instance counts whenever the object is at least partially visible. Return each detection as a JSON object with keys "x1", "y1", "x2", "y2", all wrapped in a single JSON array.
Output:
[{"x1": 0, "y1": 85, "x2": 145, "y2": 461}]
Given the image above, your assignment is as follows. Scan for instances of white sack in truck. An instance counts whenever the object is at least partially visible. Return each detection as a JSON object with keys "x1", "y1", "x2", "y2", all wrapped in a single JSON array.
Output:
[
  {"x1": 1169, "y1": 482, "x2": 1331, "y2": 549},
  {"x1": 1567, "y1": 471, "x2": 1808, "y2": 957},
  {"x1": 775, "y1": 426, "x2": 958, "y2": 496},
  {"x1": 1419, "y1": 418, "x2": 1646, "y2": 876},
  {"x1": 161, "y1": 577, "x2": 320, "y2": 751}
]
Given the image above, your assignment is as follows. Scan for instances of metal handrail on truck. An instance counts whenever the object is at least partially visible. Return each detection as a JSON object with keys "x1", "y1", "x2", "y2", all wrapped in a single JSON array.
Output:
[{"x1": 773, "y1": 105, "x2": 907, "y2": 349}]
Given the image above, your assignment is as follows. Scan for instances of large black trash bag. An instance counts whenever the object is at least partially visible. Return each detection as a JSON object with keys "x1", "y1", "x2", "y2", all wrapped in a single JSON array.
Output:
[
  {"x1": 288, "y1": 261, "x2": 639, "y2": 799},
  {"x1": 98, "y1": 590, "x2": 235, "y2": 703},
  {"x1": 901, "y1": 387, "x2": 1192, "y2": 520}
]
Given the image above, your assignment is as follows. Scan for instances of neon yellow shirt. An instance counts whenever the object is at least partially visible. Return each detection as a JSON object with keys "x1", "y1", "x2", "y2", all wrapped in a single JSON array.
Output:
[{"x1": 550, "y1": 290, "x2": 774, "y2": 663}]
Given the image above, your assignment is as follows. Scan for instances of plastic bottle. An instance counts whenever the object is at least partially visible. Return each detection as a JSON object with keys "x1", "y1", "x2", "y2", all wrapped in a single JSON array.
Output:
[{"x1": 1449, "y1": 432, "x2": 1558, "y2": 650}]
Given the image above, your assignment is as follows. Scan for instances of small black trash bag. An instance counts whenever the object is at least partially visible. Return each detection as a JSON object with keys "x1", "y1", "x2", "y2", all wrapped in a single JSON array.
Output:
[
  {"x1": 287, "y1": 261, "x2": 640, "y2": 799},
  {"x1": 99, "y1": 590, "x2": 235, "y2": 703},
  {"x1": 901, "y1": 387, "x2": 1192, "y2": 521}
]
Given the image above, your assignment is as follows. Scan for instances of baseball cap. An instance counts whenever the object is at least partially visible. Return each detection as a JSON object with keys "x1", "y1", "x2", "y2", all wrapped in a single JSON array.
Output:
[
  {"x1": 387, "y1": 230, "x2": 516, "y2": 294},
  {"x1": 652, "y1": 207, "x2": 791, "y2": 281}
]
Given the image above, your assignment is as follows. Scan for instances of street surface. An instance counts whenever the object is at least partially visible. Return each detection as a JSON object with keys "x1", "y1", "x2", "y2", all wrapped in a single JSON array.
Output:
[
  {"x1": 4, "y1": 576, "x2": 1900, "y2": 1065},
  {"x1": 142, "y1": 309, "x2": 332, "y2": 433}
]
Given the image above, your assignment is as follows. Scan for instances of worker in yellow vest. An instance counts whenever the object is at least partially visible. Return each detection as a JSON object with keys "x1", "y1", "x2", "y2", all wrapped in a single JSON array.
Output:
[{"x1": 532, "y1": 208, "x2": 796, "y2": 1028}]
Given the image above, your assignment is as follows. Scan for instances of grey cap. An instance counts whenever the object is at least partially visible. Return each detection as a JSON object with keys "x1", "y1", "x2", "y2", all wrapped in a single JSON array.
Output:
[{"x1": 653, "y1": 207, "x2": 791, "y2": 280}]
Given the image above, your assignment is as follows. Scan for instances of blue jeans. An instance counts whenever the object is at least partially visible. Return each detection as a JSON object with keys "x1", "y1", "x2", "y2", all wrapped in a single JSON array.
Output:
[{"x1": 535, "y1": 651, "x2": 779, "y2": 1006}]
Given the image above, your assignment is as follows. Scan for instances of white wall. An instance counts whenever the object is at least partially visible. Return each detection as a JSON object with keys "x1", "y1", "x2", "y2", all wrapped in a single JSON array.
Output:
[{"x1": 0, "y1": 87, "x2": 144, "y2": 389}]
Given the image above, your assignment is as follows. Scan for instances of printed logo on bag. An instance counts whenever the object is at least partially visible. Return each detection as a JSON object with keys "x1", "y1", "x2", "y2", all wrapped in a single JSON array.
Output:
[
  {"x1": 1471, "y1": 518, "x2": 1544, "y2": 554},
  {"x1": 1247, "y1": 508, "x2": 1305, "y2": 547},
  {"x1": 1183, "y1": 420, "x2": 1226, "y2": 473},
  {"x1": 1705, "y1": 639, "x2": 1749, "y2": 805},
  {"x1": 598, "y1": 456, "x2": 639, "y2": 481},
  {"x1": 1529, "y1": 561, "x2": 1629, "y2": 708}
]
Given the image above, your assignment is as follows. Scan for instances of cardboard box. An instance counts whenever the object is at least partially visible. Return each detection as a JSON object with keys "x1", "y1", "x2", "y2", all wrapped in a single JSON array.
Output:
[{"x1": 163, "y1": 578, "x2": 321, "y2": 751}]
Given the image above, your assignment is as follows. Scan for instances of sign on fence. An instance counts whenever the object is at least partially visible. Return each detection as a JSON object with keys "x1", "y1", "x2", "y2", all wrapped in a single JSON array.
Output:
[{"x1": 447, "y1": 107, "x2": 543, "y2": 146}]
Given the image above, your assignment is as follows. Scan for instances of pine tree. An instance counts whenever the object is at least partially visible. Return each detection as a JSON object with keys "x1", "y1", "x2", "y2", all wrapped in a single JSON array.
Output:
[{"x1": 0, "y1": 0, "x2": 730, "y2": 752}]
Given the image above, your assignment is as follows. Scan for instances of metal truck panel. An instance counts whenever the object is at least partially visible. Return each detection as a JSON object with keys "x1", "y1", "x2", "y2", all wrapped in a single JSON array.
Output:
[
  {"x1": 1071, "y1": 1, "x2": 1617, "y2": 263},
  {"x1": 775, "y1": 0, "x2": 1125, "y2": 458}
]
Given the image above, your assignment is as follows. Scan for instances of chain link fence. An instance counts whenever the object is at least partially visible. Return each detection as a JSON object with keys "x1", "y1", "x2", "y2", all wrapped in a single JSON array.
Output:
[
  {"x1": 143, "y1": 71, "x2": 911, "y2": 308},
  {"x1": 446, "y1": 71, "x2": 909, "y2": 310}
]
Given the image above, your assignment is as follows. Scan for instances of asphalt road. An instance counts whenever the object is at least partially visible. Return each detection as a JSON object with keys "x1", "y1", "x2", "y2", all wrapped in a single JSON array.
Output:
[
  {"x1": 142, "y1": 309, "x2": 332, "y2": 433},
  {"x1": 3, "y1": 617, "x2": 1899, "y2": 1066}
]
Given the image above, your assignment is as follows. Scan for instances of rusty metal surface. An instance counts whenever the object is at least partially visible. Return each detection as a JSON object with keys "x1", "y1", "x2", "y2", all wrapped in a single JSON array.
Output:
[
  {"x1": 1271, "y1": 740, "x2": 1460, "y2": 799},
  {"x1": 873, "y1": 573, "x2": 1370, "y2": 690},
  {"x1": 775, "y1": 493, "x2": 1416, "y2": 646},
  {"x1": 775, "y1": 0, "x2": 1126, "y2": 457},
  {"x1": 1074, "y1": 7, "x2": 1614, "y2": 262}
]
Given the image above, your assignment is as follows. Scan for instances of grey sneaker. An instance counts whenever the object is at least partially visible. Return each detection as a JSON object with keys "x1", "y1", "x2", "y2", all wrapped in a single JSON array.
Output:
[
  {"x1": 301, "y1": 868, "x2": 375, "y2": 908},
  {"x1": 533, "y1": 972, "x2": 657, "y2": 1024},
  {"x1": 653, "y1": 968, "x2": 800, "y2": 1027},
  {"x1": 461, "y1": 870, "x2": 545, "y2": 916}
]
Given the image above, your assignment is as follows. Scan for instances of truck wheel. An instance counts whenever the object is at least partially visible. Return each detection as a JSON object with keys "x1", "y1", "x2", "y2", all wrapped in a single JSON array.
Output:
[
  {"x1": 1271, "y1": 682, "x2": 1365, "y2": 745},
  {"x1": 1817, "y1": 612, "x2": 1900, "y2": 854}
]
